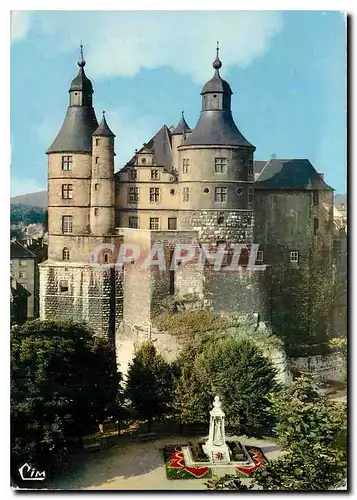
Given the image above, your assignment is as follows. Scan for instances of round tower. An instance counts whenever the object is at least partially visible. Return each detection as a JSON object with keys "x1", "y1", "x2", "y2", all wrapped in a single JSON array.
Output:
[
  {"x1": 170, "y1": 111, "x2": 191, "y2": 172},
  {"x1": 177, "y1": 43, "x2": 256, "y2": 244},
  {"x1": 90, "y1": 111, "x2": 116, "y2": 235},
  {"x1": 46, "y1": 44, "x2": 98, "y2": 261}
]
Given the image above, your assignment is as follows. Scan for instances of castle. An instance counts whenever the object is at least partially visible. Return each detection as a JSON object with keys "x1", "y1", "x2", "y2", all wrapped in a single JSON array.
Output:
[{"x1": 39, "y1": 44, "x2": 337, "y2": 369}]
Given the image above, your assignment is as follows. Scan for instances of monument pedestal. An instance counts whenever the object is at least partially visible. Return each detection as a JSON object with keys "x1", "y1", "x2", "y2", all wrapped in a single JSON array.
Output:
[
  {"x1": 203, "y1": 395, "x2": 231, "y2": 464},
  {"x1": 202, "y1": 443, "x2": 231, "y2": 464}
]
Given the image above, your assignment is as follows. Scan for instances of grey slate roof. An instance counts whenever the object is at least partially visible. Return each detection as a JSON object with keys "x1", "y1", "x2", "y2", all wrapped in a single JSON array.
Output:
[
  {"x1": 123, "y1": 125, "x2": 173, "y2": 171},
  {"x1": 171, "y1": 113, "x2": 191, "y2": 135},
  {"x1": 255, "y1": 159, "x2": 333, "y2": 190},
  {"x1": 47, "y1": 106, "x2": 98, "y2": 154},
  {"x1": 70, "y1": 67, "x2": 93, "y2": 93},
  {"x1": 182, "y1": 110, "x2": 255, "y2": 148},
  {"x1": 254, "y1": 160, "x2": 269, "y2": 175},
  {"x1": 11, "y1": 241, "x2": 36, "y2": 259},
  {"x1": 93, "y1": 114, "x2": 115, "y2": 137},
  {"x1": 201, "y1": 71, "x2": 232, "y2": 95}
]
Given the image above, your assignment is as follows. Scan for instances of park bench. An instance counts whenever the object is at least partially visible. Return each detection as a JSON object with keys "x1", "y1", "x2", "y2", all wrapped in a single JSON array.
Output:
[
  {"x1": 138, "y1": 432, "x2": 159, "y2": 442},
  {"x1": 83, "y1": 441, "x2": 101, "y2": 452}
]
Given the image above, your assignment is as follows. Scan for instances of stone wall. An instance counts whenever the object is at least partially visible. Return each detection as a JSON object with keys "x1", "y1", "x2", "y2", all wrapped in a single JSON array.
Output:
[
  {"x1": 288, "y1": 353, "x2": 345, "y2": 382},
  {"x1": 39, "y1": 261, "x2": 123, "y2": 338},
  {"x1": 179, "y1": 210, "x2": 254, "y2": 243},
  {"x1": 203, "y1": 266, "x2": 270, "y2": 320},
  {"x1": 115, "y1": 322, "x2": 183, "y2": 377}
]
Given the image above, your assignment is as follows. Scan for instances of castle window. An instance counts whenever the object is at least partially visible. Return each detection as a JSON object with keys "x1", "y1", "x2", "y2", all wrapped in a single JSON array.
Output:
[
  {"x1": 141, "y1": 158, "x2": 147, "y2": 164},
  {"x1": 290, "y1": 251, "x2": 299, "y2": 263},
  {"x1": 182, "y1": 158, "x2": 190, "y2": 173},
  {"x1": 129, "y1": 216, "x2": 139, "y2": 229},
  {"x1": 150, "y1": 217, "x2": 159, "y2": 230},
  {"x1": 94, "y1": 208, "x2": 99, "y2": 216},
  {"x1": 62, "y1": 184, "x2": 73, "y2": 199},
  {"x1": 204, "y1": 188, "x2": 210, "y2": 194},
  {"x1": 95, "y1": 138, "x2": 100, "y2": 146},
  {"x1": 248, "y1": 159, "x2": 254, "y2": 176},
  {"x1": 313, "y1": 190, "x2": 319, "y2": 205},
  {"x1": 61, "y1": 156, "x2": 72, "y2": 171},
  {"x1": 104, "y1": 253, "x2": 109, "y2": 263},
  {"x1": 236, "y1": 187, "x2": 243, "y2": 196},
  {"x1": 217, "y1": 216, "x2": 224, "y2": 225},
  {"x1": 128, "y1": 187, "x2": 139, "y2": 204},
  {"x1": 95, "y1": 183, "x2": 99, "y2": 191},
  {"x1": 248, "y1": 187, "x2": 254, "y2": 206},
  {"x1": 151, "y1": 169, "x2": 160, "y2": 180},
  {"x1": 95, "y1": 157, "x2": 99, "y2": 164},
  {"x1": 129, "y1": 169, "x2": 138, "y2": 180},
  {"x1": 170, "y1": 189, "x2": 175, "y2": 195},
  {"x1": 215, "y1": 187, "x2": 227, "y2": 203},
  {"x1": 182, "y1": 187, "x2": 190, "y2": 202},
  {"x1": 19, "y1": 260, "x2": 27, "y2": 267},
  {"x1": 314, "y1": 217, "x2": 319, "y2": 235},
  {"x1": 59, "y1": 280, "x2": 69, "y2": 293},
  {"x1": 19, "y1": 271, "x2": 27, "y2": 279},
  {"x1": 213, "y1": 94, "x2": 217, "y2": 98},
  {"x1": 149, "y1": 187, "x2": 161, "y2": 202},
  {"x1": 214, "y1": 158, "x2": 227, "y2": 173},
  {"x1": 62, "y1": 247, "x2": 70, "y2": 261},
  {"x1": 168, "y1": 218, "x2": 177, "y2": 230},
  {"x1": 62, "y1": 215, "x2": 73, "y2": 234},
  {"x1": 257, "y1": 250, "x2": 263, "y2": 263}
]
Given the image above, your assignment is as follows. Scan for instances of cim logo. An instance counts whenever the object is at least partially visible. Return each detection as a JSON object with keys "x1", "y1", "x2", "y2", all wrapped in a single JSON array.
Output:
[{"x1": 18, "y1": 463, "x2": 46, "y2": 481}]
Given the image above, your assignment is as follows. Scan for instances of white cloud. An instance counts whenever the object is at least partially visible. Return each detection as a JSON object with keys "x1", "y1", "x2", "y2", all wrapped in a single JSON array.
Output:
[
  {"x1": 11, "y1": 11, "x2": 32, "y2": 42},
  {"x1": 18, "y1": 11, "x2": 284, "y2": 82}
]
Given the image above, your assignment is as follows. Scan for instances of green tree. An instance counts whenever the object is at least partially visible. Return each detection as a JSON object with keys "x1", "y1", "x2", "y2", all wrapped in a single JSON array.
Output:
[
  {"x1": 203, "y1": 337, "x2": 278, "y2": 435},
  {"x1": 173, "y1": 335, "x2": 278, "y2": 436},
  {"x1": 11, "y1": 320, "x2": 122, "y2": 480},
  {"x1": 125, "y1": 341, "x2": 174, "y2": 431},
  {"x1": 172, "y1": 342, "x2": 212, "y2": 427},
  {"x1": 206, "y1": 375, "x2": 347, "y2": 491},
  {"x1": 269, "y1": 374, "x2": 347, "y2": 451}
]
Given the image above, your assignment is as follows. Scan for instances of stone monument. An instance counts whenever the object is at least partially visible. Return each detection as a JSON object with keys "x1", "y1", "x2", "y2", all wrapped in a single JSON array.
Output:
[{"x1": 202, "y1": 395, "x2": 231, "y2": 464}]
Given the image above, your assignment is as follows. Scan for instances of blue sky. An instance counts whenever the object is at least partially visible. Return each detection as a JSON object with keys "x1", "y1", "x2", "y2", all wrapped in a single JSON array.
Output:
[{"x1": 10, "y1": 10, "x2": 346, "y2": 196}]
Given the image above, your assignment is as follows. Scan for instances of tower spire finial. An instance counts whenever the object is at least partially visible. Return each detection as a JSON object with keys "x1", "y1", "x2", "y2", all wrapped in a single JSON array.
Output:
[
  {"x1": 213, "y1": 40, "x2": 222, "y2": 72},
  {"x1": 181, "y1": 110, "x2": 184, "y2": 119},
  {"x1": 78, "y1": 41, "x2": 86, "y2": 68}
]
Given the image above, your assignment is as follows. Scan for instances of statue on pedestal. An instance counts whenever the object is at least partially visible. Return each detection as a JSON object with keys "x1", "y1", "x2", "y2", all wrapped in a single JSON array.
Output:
[{"x1": 203, "y1": 395, "x2": 231, "y2": 464}]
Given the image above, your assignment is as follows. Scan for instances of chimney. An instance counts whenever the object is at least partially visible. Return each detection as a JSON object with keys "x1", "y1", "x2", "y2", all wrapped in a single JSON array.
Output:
[
  {"x1": 318, "y1": 172, "x2": 324, "y2": 180},
  {"x1": 271, "y1": 153, "x2": 277, "y2": 160}
]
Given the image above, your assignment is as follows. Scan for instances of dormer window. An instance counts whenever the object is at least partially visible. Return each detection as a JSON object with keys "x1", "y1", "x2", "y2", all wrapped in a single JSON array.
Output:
[
  {"x1": 151, "y1": 169, "x2": 160, "y2": 180},
  {"x1": 129, "y1": 169, "x2": 138, "y2": 181}
]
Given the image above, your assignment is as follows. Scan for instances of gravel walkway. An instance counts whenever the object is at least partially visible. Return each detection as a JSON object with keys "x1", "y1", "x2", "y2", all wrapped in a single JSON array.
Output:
[{"x1": 49, "y1": 435, "x2": 282, "y2": 491}]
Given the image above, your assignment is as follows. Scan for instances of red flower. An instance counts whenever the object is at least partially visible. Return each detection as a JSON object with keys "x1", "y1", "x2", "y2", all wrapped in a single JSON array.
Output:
[
  {"x1": 168, "y1": 447, "x2": 209, "y2": 478},
  {"x1": 236, "y1": 447, "x2": 265, "y2": 476}
]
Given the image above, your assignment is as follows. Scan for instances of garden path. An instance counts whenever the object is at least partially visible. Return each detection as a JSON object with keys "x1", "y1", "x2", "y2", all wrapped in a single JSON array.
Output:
[{"x1": 49, "y1": 435, "x2": 282, "y2": 491}]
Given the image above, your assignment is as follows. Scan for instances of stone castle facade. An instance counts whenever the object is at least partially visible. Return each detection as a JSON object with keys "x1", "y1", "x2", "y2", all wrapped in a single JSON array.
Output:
[{"x1": 39, "y1": 45, "x2": 337, "y2": 368}]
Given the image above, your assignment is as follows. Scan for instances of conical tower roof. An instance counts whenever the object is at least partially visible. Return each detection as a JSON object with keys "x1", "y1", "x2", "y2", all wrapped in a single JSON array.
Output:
[
  {"x1": 171, "y1": 111, "x2": 191, "y2": 135},
  {"x1": 93, "y1": 112, "x2": 115, "y2": 137},
  {"x1": 47, "y1": 44, "x2": 98, "y2": 154}
]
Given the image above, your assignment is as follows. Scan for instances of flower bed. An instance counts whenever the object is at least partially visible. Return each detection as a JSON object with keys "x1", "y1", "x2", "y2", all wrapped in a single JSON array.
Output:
[
  {"x1": 227, "y1": 441, "x2": 246, "y2": 462},
  {"x1": 235, "y1": 446, "x2": 267, "y2": 477},
  {"x1": 163, "y1": 445, "x2": 212, "y2": 480},
  {"x1": 188, "y1": 441, "x2": 209, "y2": 463}
]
